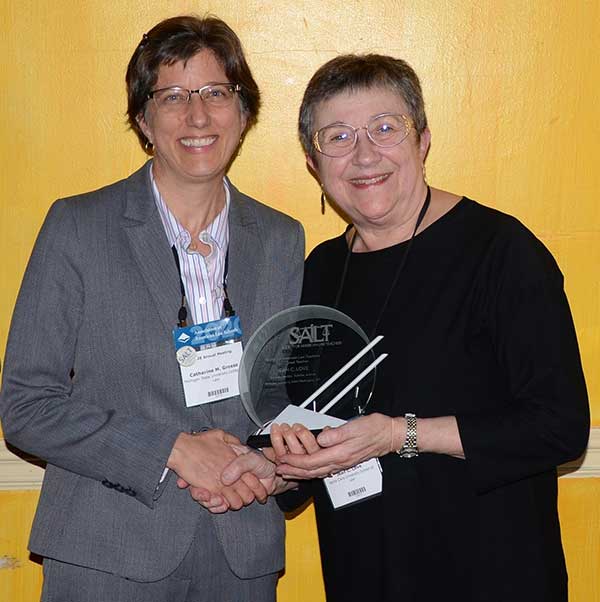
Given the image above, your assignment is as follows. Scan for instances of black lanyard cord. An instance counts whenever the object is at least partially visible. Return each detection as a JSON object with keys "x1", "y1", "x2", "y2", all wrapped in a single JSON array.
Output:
[
  {"x1": 222, "y1": 250, "x2": 235, "y2": 318},
  {"x1": 171, "y1": 244, "x2": 235, "y2": 328},
  {"x1": 171, "y1": 245, "x2": 189, "y2": 327},
  {"x1": 334, "y1": 186, "x2": 431, "y2": 338},
  {"x1": 333, "y1": 228, "x2": 357, "y2": 310}
]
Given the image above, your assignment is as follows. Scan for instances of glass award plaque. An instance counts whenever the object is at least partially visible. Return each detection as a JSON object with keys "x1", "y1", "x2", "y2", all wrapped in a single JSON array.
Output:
[{"x1": 239, "y1": 305, "x2": 387, "y2": 448}]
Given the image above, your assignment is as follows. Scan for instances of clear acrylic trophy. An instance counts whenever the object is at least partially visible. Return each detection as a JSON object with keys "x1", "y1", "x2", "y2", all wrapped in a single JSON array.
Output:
[{"x1": 239, "y1": 305, "x2": 386, "y2": 448}]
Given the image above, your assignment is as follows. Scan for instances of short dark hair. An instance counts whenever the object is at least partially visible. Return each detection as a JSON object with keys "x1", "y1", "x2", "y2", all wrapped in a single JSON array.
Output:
[
  {"x1": 298, "y1": 54, "x2": 428, "y2": 162},
  {"x1": 126, "y1": 15, "x2": 260, "y2": 152}
]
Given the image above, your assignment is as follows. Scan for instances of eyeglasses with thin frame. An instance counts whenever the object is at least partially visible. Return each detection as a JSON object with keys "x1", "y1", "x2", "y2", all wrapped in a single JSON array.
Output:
[
  {"x1": 313, "y1": 113, "x2": 413, "y2": 158},
  {"x1": 147, "y1": 83, "x2": 241, "y2": 113}
]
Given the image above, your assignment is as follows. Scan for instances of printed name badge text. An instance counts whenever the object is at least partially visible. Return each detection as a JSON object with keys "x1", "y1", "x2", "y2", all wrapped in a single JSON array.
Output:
[{"x1": 173, "y1": 316, "x2": 243, "y2": 407}]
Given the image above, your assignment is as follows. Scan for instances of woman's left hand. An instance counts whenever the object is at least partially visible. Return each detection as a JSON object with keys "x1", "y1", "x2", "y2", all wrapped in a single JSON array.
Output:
[{"x1": 276, "y1": 413, "x2": 393, "y2": 479}]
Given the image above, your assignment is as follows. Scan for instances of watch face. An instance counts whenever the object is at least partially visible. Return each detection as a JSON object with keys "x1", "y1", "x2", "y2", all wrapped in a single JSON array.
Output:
[{"x1": 400, "y1": 447, "x2": 418, "y2": 458}]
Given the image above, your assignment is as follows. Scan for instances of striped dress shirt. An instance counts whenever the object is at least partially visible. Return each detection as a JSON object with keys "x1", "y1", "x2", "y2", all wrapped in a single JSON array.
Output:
[{"x1": 150, "y1": 167, "x2": 230, "y2": 325}]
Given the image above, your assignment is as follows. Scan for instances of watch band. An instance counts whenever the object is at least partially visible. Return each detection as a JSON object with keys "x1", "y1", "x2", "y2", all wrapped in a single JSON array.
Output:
[{"x1": 398, "y1": 413, "x2": 418, "y2": 458}]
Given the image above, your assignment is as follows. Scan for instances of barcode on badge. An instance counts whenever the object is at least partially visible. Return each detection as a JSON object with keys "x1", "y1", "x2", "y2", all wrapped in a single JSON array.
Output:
[
  {"x1": 208, "y1": 387, "x2": 229, "y2": 398},
  {"x1": 348, "y1": 486, "x2": 367, "y2": 498}
]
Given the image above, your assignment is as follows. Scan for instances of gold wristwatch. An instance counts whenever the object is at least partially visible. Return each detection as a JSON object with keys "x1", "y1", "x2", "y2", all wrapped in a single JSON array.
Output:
[{"x1": 397, "y1": 413, "x2": 418, "y2": 458}]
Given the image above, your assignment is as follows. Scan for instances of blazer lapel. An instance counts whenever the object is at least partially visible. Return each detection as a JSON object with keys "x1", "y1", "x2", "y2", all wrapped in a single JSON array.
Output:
[
  {"x1": 121, "y1": 163, "x2": 181, "y2": 336},
  {"x1": 227, "y1": 182, "x2": 263, "y2": 340}
]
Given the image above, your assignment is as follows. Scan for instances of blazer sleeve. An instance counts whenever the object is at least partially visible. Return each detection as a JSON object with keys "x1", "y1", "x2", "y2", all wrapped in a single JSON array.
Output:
[
  {"x1": 456, "y1": 224, "x2": 589, "y2": 493},
  {"x1": 0, "y1": 200, "x2": 181, "y2": 508}
]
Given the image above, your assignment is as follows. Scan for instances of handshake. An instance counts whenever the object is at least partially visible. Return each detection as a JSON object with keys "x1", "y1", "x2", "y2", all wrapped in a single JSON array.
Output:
[
  {"x1": 166, "y1": 413, "x2": 397, "y2": 512},
  {"x1": 166, "y1": 428, "x2": 283, "y2": 513}
]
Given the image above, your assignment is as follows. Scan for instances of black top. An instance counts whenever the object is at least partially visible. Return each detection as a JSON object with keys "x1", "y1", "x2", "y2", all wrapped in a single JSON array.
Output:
[{"x1": 279, "y1": 198, "x2": 589, "y2": 602}]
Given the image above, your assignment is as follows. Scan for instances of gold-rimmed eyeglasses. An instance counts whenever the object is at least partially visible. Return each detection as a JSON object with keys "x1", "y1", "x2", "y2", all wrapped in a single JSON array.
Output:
[
  {"x1": 313, "y1": 113, "x2": 413, "y2": 158},
  {"x1": 147, "y1": 83, "x2": 241, "y2": 113}
]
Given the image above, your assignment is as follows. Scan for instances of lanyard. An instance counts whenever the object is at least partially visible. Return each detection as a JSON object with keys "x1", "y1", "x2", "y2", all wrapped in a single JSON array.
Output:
[
  {"x1": 171, "y1": 245, "x2": 235, "y2": 327},
  {"x1": 334, "y1": 186, "x2": 431, "y2": 338}
]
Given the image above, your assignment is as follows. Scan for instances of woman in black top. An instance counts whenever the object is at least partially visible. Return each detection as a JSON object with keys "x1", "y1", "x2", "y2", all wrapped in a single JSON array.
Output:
[{"x1": 268, "y1": 54, "x2": 589, "y2": 602}]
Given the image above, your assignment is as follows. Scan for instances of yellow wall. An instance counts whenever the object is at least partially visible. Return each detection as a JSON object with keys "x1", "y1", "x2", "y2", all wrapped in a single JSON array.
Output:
[
  {"x1": 1, "y1": 1, "x2": 598, "y2": 600},
  {"x1": 0, "y1": 491, "x2": 43, "y2": 602}
]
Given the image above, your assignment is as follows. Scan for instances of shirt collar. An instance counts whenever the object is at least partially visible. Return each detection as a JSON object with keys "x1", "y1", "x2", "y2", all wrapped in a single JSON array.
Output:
[{"x1": 149, "y1": 163, "x2": 230, "y2": 254}]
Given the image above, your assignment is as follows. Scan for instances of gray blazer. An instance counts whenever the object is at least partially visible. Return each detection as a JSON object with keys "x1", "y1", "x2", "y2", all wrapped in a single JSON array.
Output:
[{"x1": 0, "y1": 163, "x2": 304, "y2": 581}]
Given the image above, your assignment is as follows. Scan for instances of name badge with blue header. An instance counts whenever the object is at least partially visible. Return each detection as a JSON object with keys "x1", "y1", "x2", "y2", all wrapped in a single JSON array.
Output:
[{"x1": 173, "y1": 316, "x2": 243, "y2": 407}]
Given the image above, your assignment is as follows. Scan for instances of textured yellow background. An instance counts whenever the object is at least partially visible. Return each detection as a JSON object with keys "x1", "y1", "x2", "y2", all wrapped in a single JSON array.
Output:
[{"x1": 1, "y1": 1, "x2": 598, "y2": 600}]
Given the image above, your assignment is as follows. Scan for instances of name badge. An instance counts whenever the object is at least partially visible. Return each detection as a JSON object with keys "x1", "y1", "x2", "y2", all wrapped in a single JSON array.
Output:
[
  {"x1": 173, "y1": 316, "x2": 243, "y2": 407},
  {"x1": 324, "y1": 458, "x2": 383, "y2": 509}
]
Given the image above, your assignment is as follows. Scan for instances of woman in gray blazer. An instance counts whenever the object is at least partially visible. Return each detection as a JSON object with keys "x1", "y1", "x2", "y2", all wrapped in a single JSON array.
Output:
[{"x1": 0, "y1": 15, "x2": 304, "y2": 602}]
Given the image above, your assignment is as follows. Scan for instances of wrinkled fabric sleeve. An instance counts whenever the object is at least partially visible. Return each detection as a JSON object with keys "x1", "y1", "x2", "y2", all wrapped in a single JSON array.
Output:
[
  {"x1": 0, "y1": 200, "x2": 181, "y2": 508},
  {"x1": 457, "y1": 228, "x2": 589, "y2": 493}
]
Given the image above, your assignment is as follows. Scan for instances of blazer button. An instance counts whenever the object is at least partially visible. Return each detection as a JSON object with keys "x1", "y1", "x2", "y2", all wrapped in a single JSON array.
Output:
[{"x1": 102, "y1": 479, "x2": 115, "y2": 489}]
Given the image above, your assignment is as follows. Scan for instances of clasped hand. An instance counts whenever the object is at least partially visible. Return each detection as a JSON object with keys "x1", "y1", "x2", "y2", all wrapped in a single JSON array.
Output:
[{"x1": 167, "y1": 429, "x2": 278, "y2": 514}]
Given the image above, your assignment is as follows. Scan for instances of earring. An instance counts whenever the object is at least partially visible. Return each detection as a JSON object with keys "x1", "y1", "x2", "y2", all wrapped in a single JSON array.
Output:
[
  {"x1": 144, "y1": 140, "x2": 153, "y2": 153},
  {"x1": 422, "y1": 163, "x2": 427, "y2": 183},
  {"x1": 320, "y1": 191, "x2": 326, "y2": 215}
]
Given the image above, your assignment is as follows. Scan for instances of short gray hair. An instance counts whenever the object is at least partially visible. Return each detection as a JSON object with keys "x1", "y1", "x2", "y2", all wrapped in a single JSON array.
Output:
[{"x1": 299, "y1": 54, "x2": 427, "y2": 162}]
